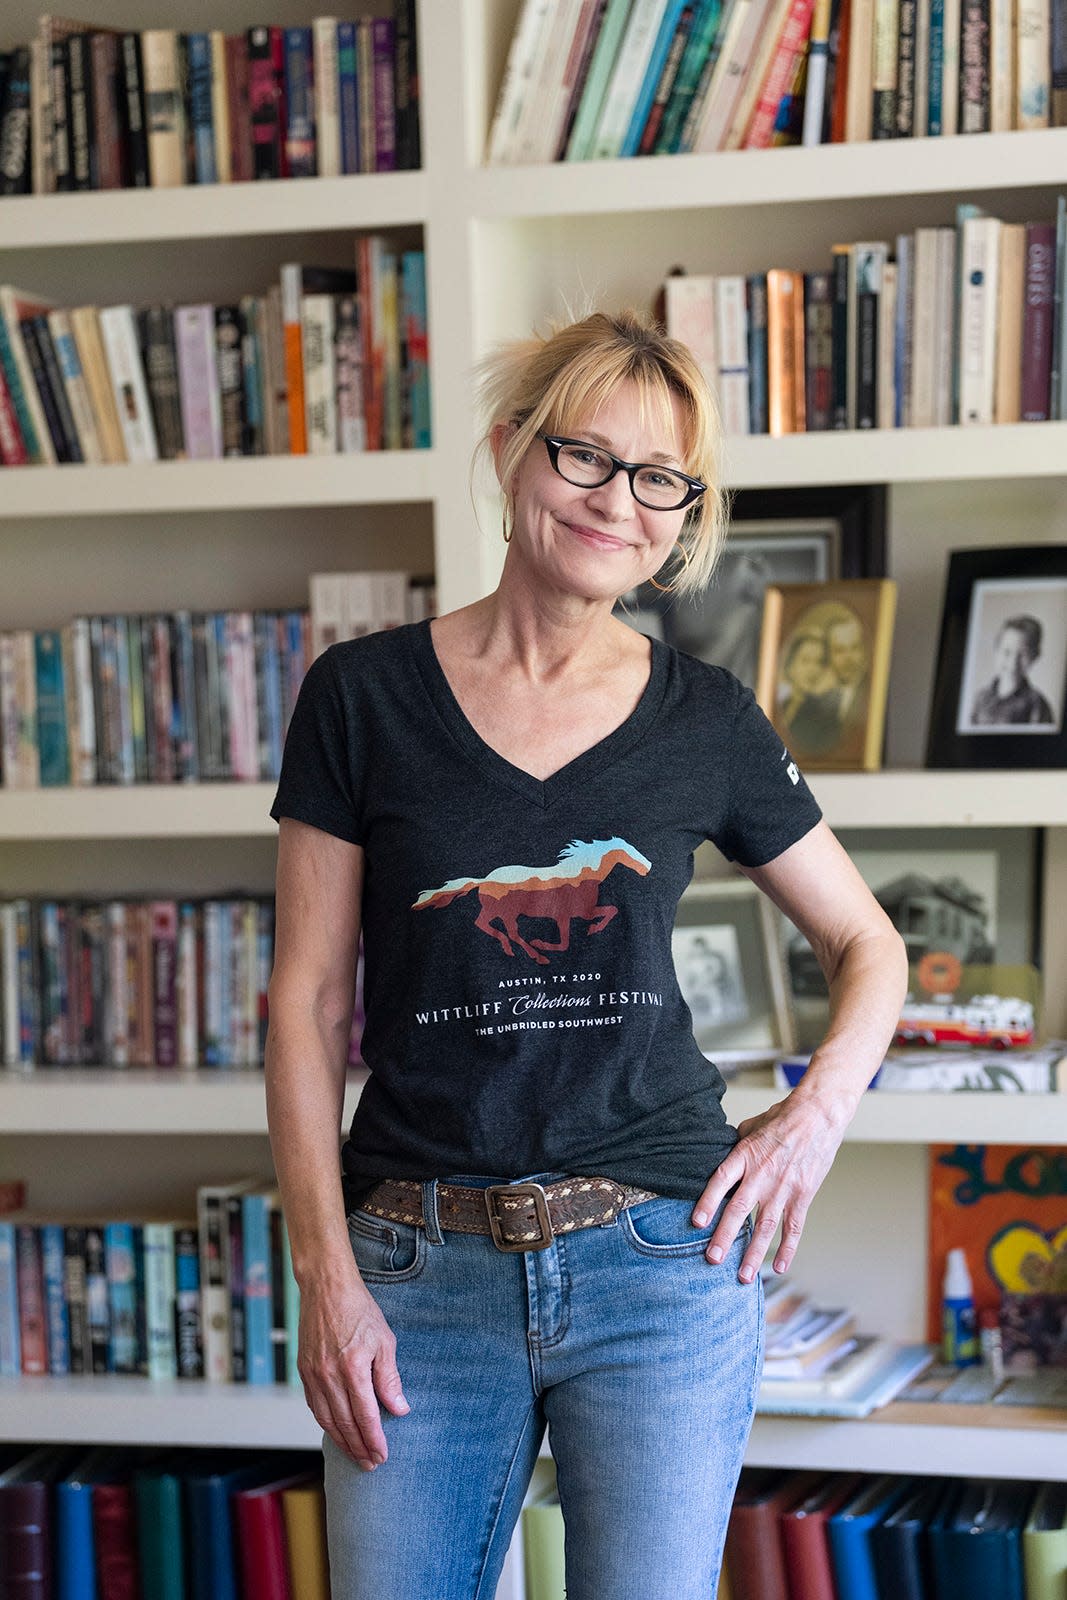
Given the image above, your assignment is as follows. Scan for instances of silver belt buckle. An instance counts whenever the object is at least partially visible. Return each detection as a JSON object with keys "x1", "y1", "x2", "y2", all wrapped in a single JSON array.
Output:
[{"x1": 485, "y1": 1182, "x2": 554, "y2": 1252}]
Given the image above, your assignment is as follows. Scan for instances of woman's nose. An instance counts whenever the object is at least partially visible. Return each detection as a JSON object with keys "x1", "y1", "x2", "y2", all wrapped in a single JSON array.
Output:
[{"x1": 584, "y1": 469, "x2": 634, "y2": 520}]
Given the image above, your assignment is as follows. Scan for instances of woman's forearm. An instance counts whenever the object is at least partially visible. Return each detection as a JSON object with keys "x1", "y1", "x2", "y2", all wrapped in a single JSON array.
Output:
[
  {"x1": 264, "y1": 997, "x2": 364, "y2": 1293},
  {"x1": 791, "y1": 924, "x2": 909, "y2": 1129}
]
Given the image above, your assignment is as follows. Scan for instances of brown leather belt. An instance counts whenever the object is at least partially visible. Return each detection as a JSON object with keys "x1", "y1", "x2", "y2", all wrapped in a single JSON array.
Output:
[{"x1": 357, "y1": 1175, "x2": 660, "y2": 1253}]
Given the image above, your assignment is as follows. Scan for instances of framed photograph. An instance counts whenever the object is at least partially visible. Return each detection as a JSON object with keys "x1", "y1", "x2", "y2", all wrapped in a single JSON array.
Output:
[
  {"x1": 616, "y1": 486, "x2": 886, "y2": 691},
  {"x1": 927, "y1": 547, "x2": 1067, "y2": 768},
  {"x1": 782, "y1": 827, "x2": 1039, "y2": 1048},
  {"x1": 673, "y1": 878, "x2": 795, "y2": 1066},
  {"x1": 755, "y1": 578, "x2": 898, "y2": 771}
]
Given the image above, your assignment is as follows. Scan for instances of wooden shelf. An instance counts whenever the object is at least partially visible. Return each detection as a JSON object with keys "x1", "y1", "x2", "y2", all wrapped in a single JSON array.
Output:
[
  {"x1": 0, "y1": 170, "x2": 428, "y2": 249},
  {"x1": 2, "y1": 1376, "x2": 1062, "y2": 1477},
  {"x1": 0, "y1": 451, "x2": 437, "y2": 518},
  {"x1": 469, "y1": 128, "x2": 1067, "y2": 219},
  {"x1": 2, "y1": 770, "x2": 1064, "y2": 842},
  {"x1": 0, "y1": 1068, "x2": 368, "y2": 1135}
]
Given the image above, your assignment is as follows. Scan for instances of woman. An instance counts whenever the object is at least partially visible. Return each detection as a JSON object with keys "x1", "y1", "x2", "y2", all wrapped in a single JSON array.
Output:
[
  {"x1": 778, "y1": 628, "x2": 839, "y2": 755},
  {"x1": 265, "y1": 309, "x2": 907, "y2": 1600}
]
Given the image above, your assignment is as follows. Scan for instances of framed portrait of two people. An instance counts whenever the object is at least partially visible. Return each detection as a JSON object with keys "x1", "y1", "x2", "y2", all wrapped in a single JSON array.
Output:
[{"x1": 756, "y1": 578, "x2": 898, "y2": 771}]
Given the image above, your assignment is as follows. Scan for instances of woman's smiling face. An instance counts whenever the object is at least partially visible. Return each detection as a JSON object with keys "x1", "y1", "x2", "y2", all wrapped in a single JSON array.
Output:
[{"x1": 501, "y1": 381, "x2": 691, "y2": 604}]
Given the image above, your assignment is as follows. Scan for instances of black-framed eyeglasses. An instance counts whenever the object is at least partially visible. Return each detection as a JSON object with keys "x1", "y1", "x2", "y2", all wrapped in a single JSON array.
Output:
[{"x1": 537, "y1": 433, "x2": 707, "y2": 511}]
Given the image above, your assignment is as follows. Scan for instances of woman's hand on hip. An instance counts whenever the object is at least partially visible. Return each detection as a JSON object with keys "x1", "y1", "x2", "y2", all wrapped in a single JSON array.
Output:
[
  {"x1": 691, "y1": 1089, "x2": 849, "y2": 1283},
  {"x1": 297, "y1": 1267, "x2": 410, "y2": 1470}
]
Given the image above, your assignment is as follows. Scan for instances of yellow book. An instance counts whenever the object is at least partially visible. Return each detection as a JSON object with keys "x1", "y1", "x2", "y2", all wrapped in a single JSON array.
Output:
[
  {"x1": 1023, "y1": 1482, "x2": 1067, "y2": 1600},
  {"x1": 281, "y1": 1481, "x2": 330, "y2": 1600}
]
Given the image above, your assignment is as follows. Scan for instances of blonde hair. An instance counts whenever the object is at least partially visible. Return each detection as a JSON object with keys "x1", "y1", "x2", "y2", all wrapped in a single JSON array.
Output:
[{"x1": 471, "y1": 308, "x2": 730, "y2": 597}]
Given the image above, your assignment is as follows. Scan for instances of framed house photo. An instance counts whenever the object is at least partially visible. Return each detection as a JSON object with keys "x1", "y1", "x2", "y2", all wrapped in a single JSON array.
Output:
[
  {"x1": 616, "y1": 486, "x2": 887, "y2": 691},
  {"x1": 926, "y1": 547, "x2": 1067, "y2": 769},
  {"x1": 755, "y1": 578, "x2": 898, "y2": 771},
  {"x1": 672, "y1": 878, "x2": 795, "y2": 1067}
]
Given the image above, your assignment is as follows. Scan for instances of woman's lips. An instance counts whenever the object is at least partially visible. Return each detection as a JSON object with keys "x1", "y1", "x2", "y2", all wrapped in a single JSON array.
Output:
[{"x1": 564, "y1": 520, "x2": 630, "y2": 550}]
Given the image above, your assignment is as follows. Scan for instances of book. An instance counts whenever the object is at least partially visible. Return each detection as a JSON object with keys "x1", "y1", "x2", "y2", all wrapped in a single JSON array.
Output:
[
  {"x1": 757, "y1": 1342, "x2": 934, "y2": 1415},
  {"x1": 930, "y1": 1479, "x2": 1034, "y2": 1600},
  {"x1": 870, "y1": 1476, "x2": 950, "y2": 1600},
  {"x1": 828, "y1": 1475, "x2": 910, "y2": 1599},
  {"x1": 1022, "y1": 1481, "x2": 1067, "y2": 1600},
  {"x1": 779, "y1": 1473, "x2": 865, "y2": 1600}
]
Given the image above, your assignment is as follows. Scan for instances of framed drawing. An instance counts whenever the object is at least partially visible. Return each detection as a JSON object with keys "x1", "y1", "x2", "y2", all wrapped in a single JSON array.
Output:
[
  {"x1": 756, "y1": 578, "x2": 898, "y2": 771},
  {"x1": 617, "y1": 485, "x2": 887, "y2": 691},
  {"x1": 926, "y1": 547, "x2": 1067, "y2": 768},
  {"x1": 673, "y1": 878, "x2": 795, "y2": 1066}
]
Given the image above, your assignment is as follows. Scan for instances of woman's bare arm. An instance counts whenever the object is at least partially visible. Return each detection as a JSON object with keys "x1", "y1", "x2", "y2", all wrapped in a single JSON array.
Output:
[
  {"x1": 692, "y1": 820, "x2": 909, "y2": 1280},
  {"x1": 266, "y1": 817, "x2": 409, "y2": 1471}
]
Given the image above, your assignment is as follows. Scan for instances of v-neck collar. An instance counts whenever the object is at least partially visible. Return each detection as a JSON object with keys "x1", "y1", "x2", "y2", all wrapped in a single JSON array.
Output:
[{"x1": 407, "y1": 618, "x2": 671, "y2": 809}]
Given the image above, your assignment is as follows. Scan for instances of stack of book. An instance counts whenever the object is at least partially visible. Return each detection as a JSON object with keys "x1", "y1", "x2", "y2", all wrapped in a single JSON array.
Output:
[
  {"x1": 758, "y1": 1272, "x2": 934, "y2": 1414},
  {"x1": 309, "y1": 568, "x2": 435, "y2": 659},
  {"x1": 0, "y1": 1446, "x2": 330, "y2": 1600},
  {"x1": 0, "y1": 245, "x2": 431, "y2": 466},
  {"x1": 0, "y1": 1177, "x2": 301, "y2": 1385},
  {"x1": 0, "y1": 6, "x2": 420, "y2": 195},
  {"x1": 488, "y1": 0, "x2": 1067, "y2": 164},
  {"x1": 662, "y1": 199, "x2": 1067, "y2": 437}
]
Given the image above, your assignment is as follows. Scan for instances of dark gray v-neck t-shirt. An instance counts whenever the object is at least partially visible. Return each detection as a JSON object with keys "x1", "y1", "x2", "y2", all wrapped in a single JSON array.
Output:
[{"x1": 269, "y1": 620, "x2": 822, "y2": 1203}]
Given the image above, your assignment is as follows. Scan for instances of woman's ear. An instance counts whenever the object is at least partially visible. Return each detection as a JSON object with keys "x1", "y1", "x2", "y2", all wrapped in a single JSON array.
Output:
[{"x1": 489, "y1": 420, "x2": 518, "y2": 488}]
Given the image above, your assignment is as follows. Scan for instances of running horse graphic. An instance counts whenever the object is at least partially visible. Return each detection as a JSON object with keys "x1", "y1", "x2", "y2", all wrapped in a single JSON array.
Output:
[{"x1": 411, "y1": 838, "x2": 651, "y2": 965}]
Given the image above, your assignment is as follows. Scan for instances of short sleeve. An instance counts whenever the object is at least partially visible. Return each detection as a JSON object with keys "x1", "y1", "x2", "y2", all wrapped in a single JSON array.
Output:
[
  {"x1": 717, "y1": 684, "x2": 823, "y2": 868},
  {"x1": 269, "y1": 647, "x2": 363, "y2": 845}
]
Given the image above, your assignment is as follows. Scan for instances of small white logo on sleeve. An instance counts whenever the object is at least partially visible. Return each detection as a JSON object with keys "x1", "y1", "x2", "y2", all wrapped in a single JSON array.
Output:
[{"x1": 786, "y1": 761, "x2": 800, "y2": 786}]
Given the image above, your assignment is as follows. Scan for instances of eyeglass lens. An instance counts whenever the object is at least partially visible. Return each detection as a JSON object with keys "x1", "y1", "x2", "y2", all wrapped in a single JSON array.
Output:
[{"x1": 554, "y1": 443, "x2": 690, "y2": 508}]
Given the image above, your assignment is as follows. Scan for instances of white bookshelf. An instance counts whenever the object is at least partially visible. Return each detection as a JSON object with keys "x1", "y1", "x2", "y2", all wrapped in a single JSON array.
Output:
[
  {"x1": 3, "y1": 1066, "x2": 1065, "y2": 1146},
  {"x1": 2, "y1": 1375, "x2": 1064, "y2": 1479},
  {"x1": 2, "y1": 7, "x2": 1067, "y2": 1594}
]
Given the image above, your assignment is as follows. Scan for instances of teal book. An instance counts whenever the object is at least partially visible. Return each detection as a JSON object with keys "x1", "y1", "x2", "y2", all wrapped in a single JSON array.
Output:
[
  {"x1": 621, "y1": 0, "x2": 690, "y2": 155},
  {"x1": 564, "y1": 0, "x2": 634, "y2": 160},
  {"x1": 655, "y1": 0, "x2": 723, "y2": 151},
  {"x1": 929, "y1": 1479, "x2": 1034, "y2": 1600},
  {"x1": 35, "y1": 630, "x2": 70, "y2": 785},
  {"x1": 135, "y1": 1456, "x2": 188, "y2": 1600}
]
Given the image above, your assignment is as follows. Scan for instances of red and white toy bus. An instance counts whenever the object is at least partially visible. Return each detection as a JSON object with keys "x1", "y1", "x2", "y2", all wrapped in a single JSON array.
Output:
[{"x1": 894, "y1": 994, "x2": 1035, "y2": 1049}]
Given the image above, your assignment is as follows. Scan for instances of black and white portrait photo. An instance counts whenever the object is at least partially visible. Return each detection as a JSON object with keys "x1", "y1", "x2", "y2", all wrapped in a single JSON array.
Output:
[{"x1": 957, "y1": 578, "x2": 1067, "y2": 735}]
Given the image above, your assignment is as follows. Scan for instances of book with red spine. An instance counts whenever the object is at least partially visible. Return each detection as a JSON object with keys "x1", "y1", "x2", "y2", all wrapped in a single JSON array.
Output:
[
  {"x1": 92, "y1": 1478, "x2": 141, "y2": 1600},
  {"x1": 234, "y1": 1471, "x2": 320, "y2": 1600}
]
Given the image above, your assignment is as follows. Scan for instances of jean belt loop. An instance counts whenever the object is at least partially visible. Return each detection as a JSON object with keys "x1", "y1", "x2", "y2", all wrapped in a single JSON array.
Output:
[{"x1": 421, "y1": 1179, "x2": 444, "y2": 1245}]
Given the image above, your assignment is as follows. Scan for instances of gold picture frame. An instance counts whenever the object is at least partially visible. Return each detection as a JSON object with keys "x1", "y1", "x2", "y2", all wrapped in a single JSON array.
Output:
[{"x1": 756, "y1": 578, "x2": 898, "y2": 771}]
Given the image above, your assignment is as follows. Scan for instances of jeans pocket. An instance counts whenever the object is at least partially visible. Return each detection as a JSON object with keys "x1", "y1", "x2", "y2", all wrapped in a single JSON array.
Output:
[
  {"x1": 621, "y1": 1196, "x2": 754, "y2": 1260},
  {"x1": 347, "y1": 1209, "x2": 426, "y2": 1282}
]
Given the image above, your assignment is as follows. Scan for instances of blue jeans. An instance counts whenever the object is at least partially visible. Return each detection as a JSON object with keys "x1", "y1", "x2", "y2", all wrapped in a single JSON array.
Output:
[{"x1": 324, "y1": 1171, "x2": 764, "y2": 1600}]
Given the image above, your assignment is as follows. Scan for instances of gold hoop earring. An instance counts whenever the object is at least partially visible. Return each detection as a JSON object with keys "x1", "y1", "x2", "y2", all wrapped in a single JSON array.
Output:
[
  {"x1": 502, "y1": 500, "x2": 513, "y2": 543},
  {"x1": 647, "y1": 541, "x2": 691, "y2": 593}
]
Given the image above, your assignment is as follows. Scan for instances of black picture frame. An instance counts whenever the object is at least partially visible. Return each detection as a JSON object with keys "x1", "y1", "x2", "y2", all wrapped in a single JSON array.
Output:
[
  {"x1": 926, "y1": 546, "x2": 1067, "y2": 769},
  {"x1": 618, "y1": 485, "x2": 887, "y2": 691}
]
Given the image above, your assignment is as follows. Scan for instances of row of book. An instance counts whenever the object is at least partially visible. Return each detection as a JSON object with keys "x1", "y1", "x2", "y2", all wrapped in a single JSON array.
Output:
[
  {"x1": 0, "y1": 609, "x2": 313, "y2": 791},
  {"x1": 489, "y1": 0, "x2": 1067, "y2": 166},
  {"x1": 0, "y1": 579, "x2": 433, "y2": 791},
  {"x1": 661, "y1": 198, "x2": 1067, "y2": 434},
  {"x1": 524, "y1": 1467, "x2": 1067, "y2": 1600},
  {"x1": 1, "y1": 1177, "x2": 299, "y2": 1385},
  {"x1": 0, "y1": 248, "x2": 431, "y2": 469},
  {"x1": 0, "y1": 896, "x2": 369, "y2": 1071},
  {"x1": 0, "y1": 1446, "x2": 329, "y2": 1600},
  {"x1": 0, "y1": 4, "x2": 419, "y2": 196}
]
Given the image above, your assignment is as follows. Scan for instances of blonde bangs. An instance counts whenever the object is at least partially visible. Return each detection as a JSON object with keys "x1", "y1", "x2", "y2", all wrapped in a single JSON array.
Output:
[{"x1": 472, "y1": 309, "x2": 730, "y2": 597}]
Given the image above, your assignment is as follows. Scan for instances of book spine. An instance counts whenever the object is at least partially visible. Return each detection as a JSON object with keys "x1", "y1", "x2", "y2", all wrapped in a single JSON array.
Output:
[
  {"x1": 372, "y1": 18, "x2": 397, "y2": 171},
  {"x1": 1016, "y1": 0, "x2": 1052, "y2": 125},
  {"x1": 745, "y1": 273, "x2": 769, "y2": 431},
  {"x1": 51, "y1": 40, "x2": 73, "y2": 191},
  {"x1": 357, "y1": 20, "x2": 377, "y2": 173},
  {"x1": 804, "y1": 271, "x2": 834, "y2": 429},
  {"x1": 63, "y1": 1225, "x2": 89, "y2": 1374},
  {"x1": 175, "y1": 304, "x2": 222, "y2": 459},
  {"x1": 48, "y1": 310, "x2": 103, "y2": 464},
  {"x1": 714, "y1": 276, "x2": 751, "y2": 433},
  {"x1": 284, "y1": 27, "x2": 316, "y2": 177},
  {"x1": 959, "y1": 0, "x2": 990, "y2": 129},
  {"x1": 337, "y1": 21, "x2": 360, "y2": 174},
  {"x1": 871, "y1": 0, "x2": 901, "y2": 134},
  {"x1": 142, "y1": 30, "x2": 186, "y2": 186},
  {"x1": 16, "y1": 1224, "x2": 47, "y2": 1374},
  {"x1": 393, "y1": 0, "x2": 420, "y2": 169},
  {"x1": 140, "y1": 306, "x2": 185, "y2": 460},
  {"x1": 0, "y1": 46, "x2": 32, "y2": 195},
  {"x1": 40, "y1": 1223, "x2": 71, "y2": 1374},
  {"x1": 105, "y1": 1220, "x2": 139, "y2": 1373},
  {"x1": 142, "y1": 1222, "x2": 178, "y2": 1379},
  {"x1": 0, "y1": 1223, "x2": 19, "y2": 1376},
  {"x1": 98, "y1": 307, "x2": 160, "y2": 461},
  {"x1": 313, "y1": 19, "x2": 340, "y2": 177},
  {"x1": 1021, "y1": 222, "x2": 1054, "y2": 420},
  {"x1": 747, "y1": 0, "x2": 818, "y2": 146},
  {"x1": 120, "y1": 33, "x2": 149, "y2": 187},
  {"x1": 175, "y1": 1223, "x2": 203, "y2": 1378},
  {"x1": 895, "y1": 0, "x2": 917, "y2": 129},
  {"x1": 247, "y1": 25, "x2": 282, "y2": 178},
  {"x1": 67, "y1": 34, "x2": 95, "y2": 190},
  {"x1": 215, "y1": 306, "x2": 247, "y2": 456},
  {"x1": 186, "y1": 32, "x2": 217, "y2": 183},
  {"x1": 227, "y1": 1193, "x2": 247, "y2": 1382},
  {"x1": 242, "y1": 1192, "x2": 274, "y2": 1384},
  {"x1": 830, "y1": 248, "x2": 850, "y2": 427},
  {"x1": 20, "y1": 316, "x2": 72, "y2": 462}
]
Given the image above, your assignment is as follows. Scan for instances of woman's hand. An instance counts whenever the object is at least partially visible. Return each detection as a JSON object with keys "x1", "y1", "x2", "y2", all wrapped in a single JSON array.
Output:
[
  {"x1": 297, "y1": 1266, "x2": 411, "y2": 1471},
  {"x1": 691, "y1": 1087, "x2": 852, "y2": 1283}
]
